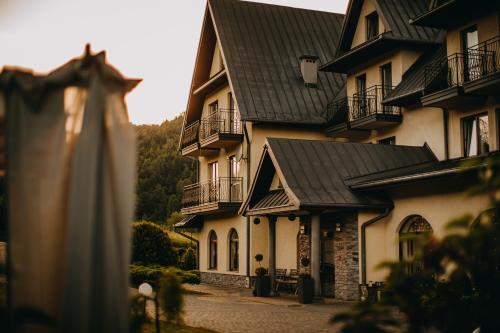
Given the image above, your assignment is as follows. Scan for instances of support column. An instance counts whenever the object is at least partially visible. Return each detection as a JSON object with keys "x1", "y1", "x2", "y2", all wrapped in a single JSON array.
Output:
[
  {"x1": 268, "y1": 215, "x2": 277, "y2": 295},
  {"x1": 311, "y1": 215, "x2": 321, "y2": 296}
]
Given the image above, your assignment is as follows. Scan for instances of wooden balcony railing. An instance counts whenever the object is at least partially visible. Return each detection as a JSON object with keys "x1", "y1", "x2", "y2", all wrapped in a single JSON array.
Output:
[
  {"x1": 199, "y1": 109, "x2": 242, "y2": 141},
  {"x1": 181, "y1": 121, "x2": 200, "y2": 149},
  {"x1": 181, "y1": 177, "x2": 243, "y2": 209}
]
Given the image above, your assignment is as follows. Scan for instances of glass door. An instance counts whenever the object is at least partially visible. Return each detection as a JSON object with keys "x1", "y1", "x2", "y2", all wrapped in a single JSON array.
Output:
[
  {"x1": 381, "y1": 63, "x2": 392, "y2": 113},
  {"x1": 462, "y1": 26, "x2": 479, "y2": 81},
  {"x1": 208, "y1": 161, "x2": 219, "y2": 203},
  {"x1": 356, "y1": 74, "x2": 367, "y2": 118}
]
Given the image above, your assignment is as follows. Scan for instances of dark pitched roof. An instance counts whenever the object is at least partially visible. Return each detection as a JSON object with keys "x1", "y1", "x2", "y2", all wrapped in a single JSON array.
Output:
[
  {"x1": 252, "y1": 189, "x2": 291, "y2": 210},
  {"x1": 346, "y1": 153, "x2": 493, "y2": 190},
  {"x1": 383, "y1": 43, "x2": 446, "y2": 106},
  {"x1": 321, "y1": 0, "x2": 443, "y2": 72},
  {"x1": 244, "y1": 138, "x2": 438, "y2": 213},
  {"x1": 209, "y1": 0, "x2": 346, "y2": 125},
  {"x1": 174, "y1": 215, "x2": 204, "y2": 230},
  {"x1": 337, "y1": 0, "x2": 442, "y2": 54}
]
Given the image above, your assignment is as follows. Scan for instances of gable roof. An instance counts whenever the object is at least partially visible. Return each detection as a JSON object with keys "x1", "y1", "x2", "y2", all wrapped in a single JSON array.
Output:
[
  {"x1": 383, "y1": 43, "x2": 446, "y2": 106},
  {"x1": 321, "y1": 0, "x2": 443, "y2": 72},
  {"x1": 206, "y1": 0, "x2": 346, "y2": 125},
  {"x1": 242, "y1": 138, "x2": 438, "y2": 214}
]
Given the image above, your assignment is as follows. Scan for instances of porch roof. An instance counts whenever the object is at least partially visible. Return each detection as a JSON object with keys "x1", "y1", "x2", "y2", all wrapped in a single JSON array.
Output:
[
  {"x1": 242, "y1": 138, "x2": 438, "y2": 215},
  {"x1": 174, "y1": 215, "x2": 204, "y2": 230}
]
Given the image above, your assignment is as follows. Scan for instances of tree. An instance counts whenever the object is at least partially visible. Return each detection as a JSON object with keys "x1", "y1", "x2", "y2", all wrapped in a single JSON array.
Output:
[
  {"x1": 135, "y1": 114, "x2": 196, "y2": 223},
  {"x1": 131, "y1": 221, "x2": 177, "y2": 266},
  {"x1": 332, "y1": 155, "x2": 500, "y2": 333}
]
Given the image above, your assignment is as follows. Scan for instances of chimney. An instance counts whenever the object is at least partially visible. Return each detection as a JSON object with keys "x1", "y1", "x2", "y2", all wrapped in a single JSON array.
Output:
[{"x1": 299, "y1": 55, "x2": 319, "y2": 87}]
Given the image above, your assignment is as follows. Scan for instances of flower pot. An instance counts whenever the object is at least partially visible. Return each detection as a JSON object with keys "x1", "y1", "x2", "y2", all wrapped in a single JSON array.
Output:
[
  {"x1": 254, "y1": 275, "x2": 271, "y2": 297},
  {"x1": 298, "y1": 276, "x2": 314, "y2": 304}
]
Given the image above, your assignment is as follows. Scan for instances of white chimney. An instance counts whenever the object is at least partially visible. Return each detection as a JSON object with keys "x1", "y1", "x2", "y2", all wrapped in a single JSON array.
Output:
[{"x1": 299, "y1": 55, "x2": 319, "y2": 87}]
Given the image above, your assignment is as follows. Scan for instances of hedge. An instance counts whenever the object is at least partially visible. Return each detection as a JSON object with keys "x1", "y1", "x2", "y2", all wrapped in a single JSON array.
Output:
[
  {"x1": 129, "y1": 264, "x2": 200, "y2": 287},
  {"x1": 131, "y1": 221, "x2": 176, "y2": 266}
]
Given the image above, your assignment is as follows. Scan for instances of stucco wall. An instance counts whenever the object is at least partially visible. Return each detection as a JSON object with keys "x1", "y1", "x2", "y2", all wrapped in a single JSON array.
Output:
[
  {"x1": 209, "y1": 41, "x2": 224, "y2": 77},
  {"x1": 351, "y1": 0, "x2": 387, "y2": 49},
  {"x1": 198, "y1": 214, "x2": 248, "y2": 276},
  {"x1": 358, "y1": 189, "x2": 490, "y2": 283}
]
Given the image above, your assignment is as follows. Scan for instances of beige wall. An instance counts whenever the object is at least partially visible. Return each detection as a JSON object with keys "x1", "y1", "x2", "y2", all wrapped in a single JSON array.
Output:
[
  {"x1": 346, "y1": 50, "x2": 421, "y2": 97},
  {"x1": 359, "y1": 190, "x2": 490, "y2": 282},
  {"x1": 198, "y1": 214, "x2": 248, "y2": 275},
  {"x1": 448, "y1": 102, "x2": 500, "y2": 159},
  {"x1": 351, "y1": 0, "x2": 387, "y2": 48},
  {"x1": 363, "y1": 106, "x2": 447, "y2": 160},
  {"x1": 446, "y1": 13, "x2": 500, "y2": 56},
  {"x1": 209, "y1": 41, "x2": 224, "y2": 77}
]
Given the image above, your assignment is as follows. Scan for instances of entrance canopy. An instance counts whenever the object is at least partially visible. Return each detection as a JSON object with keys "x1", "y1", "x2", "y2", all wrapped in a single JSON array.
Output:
[{"x1": 241, "y1": 138, "x2": 438, "y2": 216}]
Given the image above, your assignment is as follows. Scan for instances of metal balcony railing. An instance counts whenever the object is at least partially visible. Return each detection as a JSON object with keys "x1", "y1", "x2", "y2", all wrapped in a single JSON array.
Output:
[
  {"x1": 466, "y1": 35, "x2": 500, "y2": 81},
  {"x1": 181, "y1": 177, "x2": 243, "y2": 209},
  {"x1": 350, "y1": 85, "x2": 400, "y2": 121},
  {"x1": 424, "y1": 53, "x2": 465, "y2": 94},
  {"x1": 199, "y1": 109, "x2": 242, "y2": 141},
  {"x1": 181, "y1": 121, "x2": 200, "y2": 149},
  {"x1": 325, "y1": 97, "x2": 349, "y2": 125}
]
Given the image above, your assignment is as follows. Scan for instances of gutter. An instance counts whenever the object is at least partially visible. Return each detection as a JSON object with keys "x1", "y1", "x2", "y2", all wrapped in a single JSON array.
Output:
[
  {"x1": 174, "y1": 230, "x2": 200, "y2": 270},
  {"x1": 443, "y1": 108, "x2": 449, "y2": 160},
  {"x1": 361, "y1": 207, "x2": 393, "y2": 284},
  {"x1": 243, "y1": 121, "x2": 251, "y2": 278}
]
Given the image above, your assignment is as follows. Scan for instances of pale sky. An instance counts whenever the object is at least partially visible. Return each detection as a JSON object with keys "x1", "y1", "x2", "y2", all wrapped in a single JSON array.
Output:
[{"x1": 0, "y1": 0, "x2": 349, "y2": 125}]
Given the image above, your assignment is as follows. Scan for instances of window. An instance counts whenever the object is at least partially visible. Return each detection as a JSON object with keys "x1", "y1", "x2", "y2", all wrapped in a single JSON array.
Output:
[
  {"x1": 209, "y1": 161, "x2": 219, "y2": 180},
  {"x1": 399, "y1": 215, "x2": 433, "y2": 274},
  {"x1": 356, "y1": 74, "x2": 367, "y2": 117},
  {"x1": 229, "y1": 155, "x2": 240, "y2": 178},
  {"x1": 463, "y1": 113, "x2": 489, "y2": 157},
  {"x1": 380, "y1": 63, "x2": 392, "y2": 91},
  {"x1": 228, "y1": 92, "x2": 238, "y2": 133},
  {"x1": 366, "y1": 12, "x2": 379, "y2": 40},
  {"x1": 208, "y1": 161, "x2": 219, "y2": 202},
  {"x1": 209, "y1": 230, "x2": 218, "y2": 269},
  {"x1": 378, "y1": 136, "x2": 396, "y2": 145},
  {"x1": 462, "y1": 26, "x2": 479, "y2": 81},
  {"x1": 228, "y1": 229, "x2": 239, "y2": 271}
]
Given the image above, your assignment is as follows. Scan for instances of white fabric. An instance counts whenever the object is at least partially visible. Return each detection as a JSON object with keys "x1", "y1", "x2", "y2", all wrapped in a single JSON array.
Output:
[{"x1": 1, "y1": 52, "x2": 138, "y2": 333}]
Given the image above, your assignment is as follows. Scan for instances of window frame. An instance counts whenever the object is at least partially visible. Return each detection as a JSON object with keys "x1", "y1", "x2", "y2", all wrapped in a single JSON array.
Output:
[
  {"x1": 228, "y1": 229, "x2": 239, "y2": 272},
  {"x1": 378, "y1": 136, "x2": 396, "y2": 145},
  {"x1": 399, "y1": 215, "x2": 433, "y2": 274},
  {"x1": 365, "y1": 11, "x2": 379, "y2": 41},
  {"x1": 462, "y1": 112, "x2": 490, "y2": 157},
  {"x1": 208, "y1": 230, "x2": 218, "y2": 270}
]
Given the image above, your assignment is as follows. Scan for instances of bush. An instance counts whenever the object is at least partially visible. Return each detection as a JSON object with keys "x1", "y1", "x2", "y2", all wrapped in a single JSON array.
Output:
[
  {"x1": 130, "y1": 264, "x2": 200, "y2": 287},
  {"x1": 129, "y1": 294, "x2": 147, "y2": 333},
  {"x1": 158, "y1": 268, "x2": 184, "y2": 324},
  {"x1": 182, "y1": 247, "x2": 197, "y2": 270},
  {"x1": 132, "y1": 221, "x2": 176, "y2": 266}
]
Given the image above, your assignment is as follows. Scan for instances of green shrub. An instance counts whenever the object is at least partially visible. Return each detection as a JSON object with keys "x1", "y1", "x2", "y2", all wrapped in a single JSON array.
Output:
[
  {"x1": 132, "y1": 221, "x2": 176, "y2": 266},
  {"x1": 158, "y1": 268, "x2": 184, "y2": 324},
  {"x1": 130, "y1": 264, "x2": 200, "y2": 287},
  {"x1": 182, "y1": 247, "x2": 197, "y2": 270}
]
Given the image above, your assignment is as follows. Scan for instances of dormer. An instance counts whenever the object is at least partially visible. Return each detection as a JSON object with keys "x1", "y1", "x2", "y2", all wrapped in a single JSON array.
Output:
[{"x1": 351, "y1": 1, "x2": 386, "y2": 49}]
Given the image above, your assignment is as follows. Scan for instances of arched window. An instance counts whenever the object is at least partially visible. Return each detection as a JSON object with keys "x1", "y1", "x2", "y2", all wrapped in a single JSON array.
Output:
[
  {"x1": 208, "y1": 230, "x2": 217, "y2": 269},
  {"x1": 399, "y1": 215, "x2": 433, "y2": 274},
  {"x1": 228, "y1": 229, "x2": 239, "y2": 271}
]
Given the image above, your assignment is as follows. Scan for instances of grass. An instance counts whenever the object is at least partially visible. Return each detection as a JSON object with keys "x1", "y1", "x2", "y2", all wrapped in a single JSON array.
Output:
[{"x1": 141, "y1": 321, "x2": 216, "y2": 333}]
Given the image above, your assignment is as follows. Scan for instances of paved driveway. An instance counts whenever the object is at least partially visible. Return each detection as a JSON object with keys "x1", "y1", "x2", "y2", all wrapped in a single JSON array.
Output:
[{"x1": 182, "y1": 284, "x2": 352, "y2": 333}]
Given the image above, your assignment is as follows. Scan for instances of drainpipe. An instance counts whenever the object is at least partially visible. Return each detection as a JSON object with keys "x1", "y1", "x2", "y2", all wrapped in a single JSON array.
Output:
[
  {"x1": 442, "y1": 108, "x2": 449, "y2": 160},
  {"x1": 243, "y1": 121, "x2": 251, "y2": 278},
  {"x1": 174, "y1": 230, "x2": 200, "y2": 270},
  {"x1": 360, "y1": 207, "x2": 393, "y2": 284}
]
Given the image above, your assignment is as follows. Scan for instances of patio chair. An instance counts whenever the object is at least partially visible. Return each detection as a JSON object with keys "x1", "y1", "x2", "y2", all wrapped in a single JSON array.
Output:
[{"x1": 274, "y1": 269, "x2": 287, "y2": 291}]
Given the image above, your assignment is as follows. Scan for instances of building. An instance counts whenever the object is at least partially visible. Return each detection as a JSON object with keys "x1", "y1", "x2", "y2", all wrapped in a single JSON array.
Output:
[
  {"x1": 177, "y1": 0, "x2": 500, "y2": 301},
  {"x1": 175, "y1": 0, "x2": 345, "y2": 288}
]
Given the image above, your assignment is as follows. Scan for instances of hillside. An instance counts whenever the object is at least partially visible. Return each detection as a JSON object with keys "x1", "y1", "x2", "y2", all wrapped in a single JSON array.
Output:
[{"x1": 135, "y1": 115, "x2": 196, "y2": 223}]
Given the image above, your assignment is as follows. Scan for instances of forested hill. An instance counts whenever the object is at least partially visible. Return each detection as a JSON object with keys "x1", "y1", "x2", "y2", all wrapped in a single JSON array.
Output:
[{"x1": 135, "y1": 115, "x2": 196, "y2": 223}]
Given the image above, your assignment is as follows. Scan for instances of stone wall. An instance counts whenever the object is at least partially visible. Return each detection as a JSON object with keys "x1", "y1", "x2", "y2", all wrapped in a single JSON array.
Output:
[
  {"x1": 297, "y1": 218, "x2": 311, "y2": 275},
  {"x1": 334, "y1": 214, "x2": 359, "y2": 301},
  {"x1": 200, "y1": 271, "x2": 248, "y2": 288}
]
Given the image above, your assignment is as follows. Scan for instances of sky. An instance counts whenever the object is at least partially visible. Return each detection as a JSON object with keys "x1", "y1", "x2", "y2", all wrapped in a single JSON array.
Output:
[{"x1": 0, "y1": 0, "x2": 349, "y2": 125}]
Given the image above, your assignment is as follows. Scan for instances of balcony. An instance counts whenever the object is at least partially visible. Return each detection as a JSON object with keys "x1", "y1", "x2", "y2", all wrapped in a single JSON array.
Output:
[
  {"x1": 199, "y1": 109, "x2": 244, "y2": 149},
  {"x1": 181, "y1": 177, "x2": 243, "y2": 215},
  {"x1": 463, "y1": 36, "x2": 500, "y2": 96},
  {"x1": 181, "y1": 121, "x2": 200, "y2": 157},
  {"x1": 349, "y1": 86, "x2": 402, "y2": 130},
  {"x1": 325, "y1": 98, "x2": 370, "y2": 139}
]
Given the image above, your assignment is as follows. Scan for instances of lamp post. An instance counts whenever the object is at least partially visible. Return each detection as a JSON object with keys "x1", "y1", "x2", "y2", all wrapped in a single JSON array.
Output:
[{"x1": 138, "y1": 282, "x2": 160, "y2": 333}]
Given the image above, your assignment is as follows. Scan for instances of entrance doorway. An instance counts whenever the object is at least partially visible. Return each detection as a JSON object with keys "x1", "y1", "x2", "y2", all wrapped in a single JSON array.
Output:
[{"x1": 320, "y1": 221, "x2": 335, "y2": 297}]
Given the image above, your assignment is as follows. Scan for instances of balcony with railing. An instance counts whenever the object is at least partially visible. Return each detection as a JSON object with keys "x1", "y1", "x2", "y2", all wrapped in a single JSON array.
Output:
[
  {"x1": 462, "y1": 36, "x2": 500, "y2": 95},
  {"x1": 199, "y1": 109, "x2": 243, "y2": 149},
  {"x1": 181, "y1": 177, "x2": 244, "y2": 215},
  {"x1": 325, "y1": 97, "x2": 370, "y2": 139},
  {"x1": 180, "y1": 121, "x2": 200, "y2": 157},
  {"x1": 422, "y1": 38, "x2": 500, "y2": 107}
]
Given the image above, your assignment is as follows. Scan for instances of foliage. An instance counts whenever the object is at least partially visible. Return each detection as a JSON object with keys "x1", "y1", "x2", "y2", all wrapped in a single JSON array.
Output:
[
  {"x1": 255, "y1": 254, "x2": 263, "y2": 263},
  {"x1": 300, "y1": 257, "x2": 310, "y2": 267},
  {"x1": 182, "y1": 247, "x2": 197, "y2": 271},
  {"x1": 130, "y1": 294, "x2": 148, "y2": 333},
  {"x1": 255, "y1": 267, "x2": 267, "y2": 276},
  {"x1": 130, "y1": 264, "x2": 200, "y2": 287},
  {"x1": 332, "y1": 155, "x2": 500, "y2": 333},
  {"x1": 132, "y1": 221, "x2": 177, "y2": 266},
  {"x1": 135, "y1": 115, "x2": 196, "y2": 223},
  {"x1": 166, "y1": 211, "x2": 186, "y2": 230},
  {"x1": 158, "y1": 268, "x2": 184, "y2": 324},
  {"x1": 331, "y1": 302, "x2": 399, "y2": 333}
]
